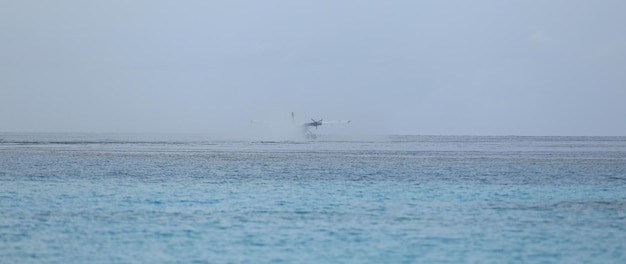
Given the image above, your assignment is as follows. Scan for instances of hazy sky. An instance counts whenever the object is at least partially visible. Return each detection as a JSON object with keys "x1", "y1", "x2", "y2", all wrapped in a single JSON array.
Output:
[{"x1": 2, "y1": 1, "x2": 625, "y2": 136}]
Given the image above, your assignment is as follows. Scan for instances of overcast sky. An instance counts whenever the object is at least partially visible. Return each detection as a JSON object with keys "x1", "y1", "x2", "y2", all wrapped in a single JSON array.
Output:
[{"x1": 1, "y1": 1, "x2": 625, "y2": 136}]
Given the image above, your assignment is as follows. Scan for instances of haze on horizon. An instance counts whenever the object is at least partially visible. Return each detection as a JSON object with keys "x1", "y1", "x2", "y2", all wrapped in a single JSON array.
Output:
[{"x1": 2, "y1": 1, "x2": 625, "y2": 136}]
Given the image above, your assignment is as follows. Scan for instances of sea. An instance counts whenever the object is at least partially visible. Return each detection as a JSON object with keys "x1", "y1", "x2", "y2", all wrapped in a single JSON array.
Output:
[{"x1": 1, "y1": 132, "x2": 625, "y2": 263}]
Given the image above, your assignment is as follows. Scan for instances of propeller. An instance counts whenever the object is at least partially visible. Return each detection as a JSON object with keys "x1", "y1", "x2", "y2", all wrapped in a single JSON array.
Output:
[{"x1": 311, "y1": 119, "x2": 322, "y2": 129}]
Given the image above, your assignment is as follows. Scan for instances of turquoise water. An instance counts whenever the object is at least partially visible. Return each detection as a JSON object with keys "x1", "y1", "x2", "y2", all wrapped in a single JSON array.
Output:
[{"x1": 1, "y1": 133, "x2": 626, "y2": 263}]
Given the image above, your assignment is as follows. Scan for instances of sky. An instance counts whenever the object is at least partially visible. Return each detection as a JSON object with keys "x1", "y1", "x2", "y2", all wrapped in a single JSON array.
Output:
[{"x1": 1, "y1": 0, "x2": 625, "y2": 136}]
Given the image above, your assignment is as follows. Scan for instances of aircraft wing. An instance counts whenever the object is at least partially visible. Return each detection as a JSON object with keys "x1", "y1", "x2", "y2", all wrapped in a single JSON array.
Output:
[{"x1": 322, "y1": 120, "x2": 351, "y2": 125}]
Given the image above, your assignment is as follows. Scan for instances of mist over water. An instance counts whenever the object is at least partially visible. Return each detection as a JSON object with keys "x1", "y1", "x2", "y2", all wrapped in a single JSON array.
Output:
[{"x1": 245, "y1": 113, "x2": 306, "y2": 141}]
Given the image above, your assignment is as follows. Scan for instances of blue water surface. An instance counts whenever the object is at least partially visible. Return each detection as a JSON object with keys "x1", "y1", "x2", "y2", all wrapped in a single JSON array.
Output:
[{"x1": 1, "y1": 133, "x2": 626, "y2": 263}]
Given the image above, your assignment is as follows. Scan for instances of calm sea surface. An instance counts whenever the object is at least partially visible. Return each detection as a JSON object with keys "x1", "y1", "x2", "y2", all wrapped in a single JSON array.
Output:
[{"x1": 1, "y1": 133, "x2": 626, "y2": 263}]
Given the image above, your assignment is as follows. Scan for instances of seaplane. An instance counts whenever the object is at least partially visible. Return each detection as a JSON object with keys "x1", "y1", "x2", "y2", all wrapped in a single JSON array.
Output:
[
  {"x1": 294, "y1": 112, "x2": 351, "y2": 139},
  {"x1": 251, "y1": 112, "x2": 351, "y2": 139}
]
